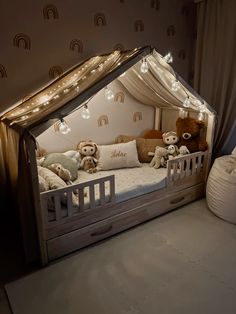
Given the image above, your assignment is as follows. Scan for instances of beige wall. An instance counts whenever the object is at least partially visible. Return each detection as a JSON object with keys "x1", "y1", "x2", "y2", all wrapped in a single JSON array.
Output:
[
  {"x1": 37, "y1": 80, "x2": 155, "y2": 152},
  {"x1": 0, "y1": 0, "x2": 195, "y2": 114}
]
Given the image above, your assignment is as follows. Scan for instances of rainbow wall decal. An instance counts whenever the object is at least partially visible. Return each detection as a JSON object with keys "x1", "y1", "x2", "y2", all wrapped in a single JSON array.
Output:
[
  {"x1": 49, "y1": 66, "x2": 63, "y2": 79},
  {"x1": 94, "y1": 13, "x2": 107, "y2": 26},
  {"x1": 113, "y1": 43, "x2": 124, "y2": 51},
  {"x1": 178, "y1": 49, "x2": 186, "y2": 60},
  {"x1": 134, "y1": 20, "x2": 144, "y2": 32},
  {"x1": 13, "y1": 33, "x2": 31, "y2": 50},
  {"x1": 114, "y1": 91, "x2": 125, "y2": 103},
  {"x1": 98, "y1": 115, "x2": 109, "y2": 127},
  {"x1": 43, "y1": 4, "x2": 59, "y2": 19},
  {"x1": 133, "y1": 112, "x2": 142, "y2": 122},
  {"x1": 0, "y1": 64, "x2": 7, "y2": 78},
  {"x1": 167, "y1": 25, "x2": 175, "y2": 36},
  {"x1": 151, "y1": 0, "x2": 160, "y2": 10},
  {"x1": 69, "y1": 39, "x2": 83, "y2": 53}
]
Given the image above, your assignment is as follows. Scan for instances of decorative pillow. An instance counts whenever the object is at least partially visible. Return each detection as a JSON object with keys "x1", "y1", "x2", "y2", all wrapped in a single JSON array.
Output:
[
  {"x1": 42, "y1": 153, "x2": 78, "y2": 181},
  {"x1": 98, "y1": 140, "x2": 141, "y2": 170},
  {"x1": 116, "y1": 135, "x2": 165, "y2": 162},
  {"x1": 38, "y1": 175, "x2": 49, "y2": 193}
]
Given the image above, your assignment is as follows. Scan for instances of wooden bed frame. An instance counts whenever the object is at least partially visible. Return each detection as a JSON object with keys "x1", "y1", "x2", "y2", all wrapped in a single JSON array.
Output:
[{"x1": 36, "y1": 151, "x2": 208, "y2": 264}]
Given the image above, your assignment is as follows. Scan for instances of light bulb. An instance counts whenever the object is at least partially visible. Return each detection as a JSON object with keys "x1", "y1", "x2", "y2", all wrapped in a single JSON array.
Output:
[
  {"x1": 199, "y1": 103, "x2": 206, "y2": 112},
  {"x1": 81, "y1": 105, "x2": 91, "y2": 119},
  {"x1": 171, "y1": 80, "x2": 180, "y2": 92},
  {"x1": 104, "y1": 86, "x2": 114, "y2": 100},
  {"x1": 59, "y1": 119, "x2": 71, "y2": 134},
  {"x1": 198, "y1": 112, "x2": 205, "y2": 121},
  {"x1": 179, "y1": 108, "x2": 187, "y2": 118},
  {"x1": 163, "y1": 52, "x2": 173, "y2": 64},
  {"x1": 183, "y1": 96, "x2": 191, "y2": 108},
  {"x1": 119, "y1": 71, "x2": 126, "y2": 77},
  {"x1": 140, "y1": 59, "x2": 149, "y2": 73}
]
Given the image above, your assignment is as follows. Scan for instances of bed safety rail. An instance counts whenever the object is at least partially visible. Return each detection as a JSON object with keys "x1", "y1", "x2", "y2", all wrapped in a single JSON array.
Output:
[
  {"x1": 40, "y1": 175, "x2": 115, "y2": 224},
  {"x1": 167, "y1": 151, "x2": 208, "y2": 186}
]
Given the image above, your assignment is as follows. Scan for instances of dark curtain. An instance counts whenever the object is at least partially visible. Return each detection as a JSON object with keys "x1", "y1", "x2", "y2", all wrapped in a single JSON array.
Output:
[{"x1": 194, "y1": 0, "x2": 236, "y2": 156}]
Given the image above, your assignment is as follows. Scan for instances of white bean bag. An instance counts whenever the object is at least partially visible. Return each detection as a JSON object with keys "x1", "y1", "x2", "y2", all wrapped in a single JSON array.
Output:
[{"x1": 206, "y1": 155, "x2": 236, "y2": 223}]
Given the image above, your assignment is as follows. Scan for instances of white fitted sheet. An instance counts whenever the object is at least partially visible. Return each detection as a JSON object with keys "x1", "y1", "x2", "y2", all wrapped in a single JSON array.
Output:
[{"x1": 75, "y1": 163, "x2": 167, "y2": 203}]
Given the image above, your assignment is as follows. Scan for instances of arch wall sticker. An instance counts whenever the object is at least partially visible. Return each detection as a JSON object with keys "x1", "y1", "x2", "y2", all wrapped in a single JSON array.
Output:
[
  {"x1": 181, "y1": 5, "x2": 189, "y2": 16},
  {"x1": 113, "y1": 43, "x2": 124, "y2": 51},
  {"x1": 134, "y1": 20, "x2": 144, "y2": 32},
  {"x1": 94, "y1": 13, "x2": 107, "y2": 26},
  {"x1": 0, "y1": 64, "x2": 7, "y2": 78},
  {"x1": 151, "y1": 0, "x2": 160, "y2": 10},
  {"x1": 98, "y1": 115, "x2": 109, "y2": 127},
  {"x1": 70, "y1": 39, "x2": 83, "y2": 53},
  {"x1": 133, "y1": 112, "x2": 142, "y2": 122},
  {"x1": 114, "y1": 91, "x2": 125, "y2": 103},
  {"x1": 43, "y1": 4, "x2": 59, "y2": 19},
  {"x1": 178, "y1": 49, "x2": 186, "y2": 60},
  {"x1": 49, "y1": 66, "x2": 63, "y2": 79},
  {"x1": 13, "y1": 33, "x2": 31, "y2": 50},
  {"x1": 167, "y1": 25, "x2": 175, "y2": 36}
]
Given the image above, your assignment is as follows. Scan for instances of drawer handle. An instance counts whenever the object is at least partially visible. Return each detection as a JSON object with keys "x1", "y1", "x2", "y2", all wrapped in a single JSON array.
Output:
[
  {"x1": 91, "y1": 225, "x2": 113, "y2": 237},
  {"x1": 170, "y1": 196, "x2": 185, "y2": 204}
]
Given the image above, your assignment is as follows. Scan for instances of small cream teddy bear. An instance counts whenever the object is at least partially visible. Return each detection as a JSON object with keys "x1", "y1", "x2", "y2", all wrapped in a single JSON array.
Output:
[{"x1": 148, "y1": 146, "x2": 168, "y2": 169}]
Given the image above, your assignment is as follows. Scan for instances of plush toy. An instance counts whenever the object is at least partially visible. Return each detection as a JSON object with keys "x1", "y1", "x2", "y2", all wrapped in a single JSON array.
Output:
[
  {"x1": 77, "y1": 140, "x2": 99, "y2": 173},
  {"x1": 148, "y1": 146, "x2": 168, "y2": 169},
  {"x1": 80, "y1": 156, "x2": 98, "y2": 173},
  {"x1": 160, "y1": 144, "x2": 179, "y2": 167},
  {"x1": 178, "y1": 145, "x2": 190, "y2": 157},
  {"x1": 143, "y1": 129, "x2": 163, "y2": 139},
  {"x1": 162, "y1": 131, "x2": 179, "y2": 146},
  {"x1": 176, "y1": 117, "x2": 208, "y2": 153},
  {"x1": 47, "y1": 163, "x2": 72, "y2": 185}
]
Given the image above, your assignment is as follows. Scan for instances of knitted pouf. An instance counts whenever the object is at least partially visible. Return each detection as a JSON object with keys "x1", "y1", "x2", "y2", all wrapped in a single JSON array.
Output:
[{"x1": 206, "y1": 155, "x2": 236, "y2": 223}]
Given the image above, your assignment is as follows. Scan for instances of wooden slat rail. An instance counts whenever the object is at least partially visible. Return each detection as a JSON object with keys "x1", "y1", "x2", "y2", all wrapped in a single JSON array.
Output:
[
  {"x1": 40, "y1": 175, "x2": 115, "y2": 224},
  {"x1": 167, "y1": 151, "x2": 208, "y2": 186}
]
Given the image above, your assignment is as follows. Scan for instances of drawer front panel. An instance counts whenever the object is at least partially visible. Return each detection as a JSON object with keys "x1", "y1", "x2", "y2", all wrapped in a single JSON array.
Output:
[{"x1": 47, "y1": 184, "x2": 204, "y2": 261}]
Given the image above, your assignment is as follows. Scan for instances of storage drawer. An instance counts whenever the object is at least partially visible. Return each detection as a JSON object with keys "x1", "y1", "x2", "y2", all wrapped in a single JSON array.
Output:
[{"x1": 47, "y1": 183, "x2": 204, "y2": 261}]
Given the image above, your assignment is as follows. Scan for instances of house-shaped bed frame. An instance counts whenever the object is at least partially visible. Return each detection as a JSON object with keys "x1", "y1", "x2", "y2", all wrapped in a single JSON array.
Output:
[{"x1": 0, "y1": 46, "x2": 216, "y2": 265}]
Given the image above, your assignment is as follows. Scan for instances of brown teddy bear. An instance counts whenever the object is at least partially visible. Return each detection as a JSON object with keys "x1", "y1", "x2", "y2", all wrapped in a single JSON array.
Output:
[{"x1": 176, "y1": 117, "x2": 208, "y2": 153}]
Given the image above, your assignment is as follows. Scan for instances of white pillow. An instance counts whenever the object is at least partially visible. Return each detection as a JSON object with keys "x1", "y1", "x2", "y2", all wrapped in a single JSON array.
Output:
[{"x1": 98, "y1": 140, "x2": 141, "y2": 170}]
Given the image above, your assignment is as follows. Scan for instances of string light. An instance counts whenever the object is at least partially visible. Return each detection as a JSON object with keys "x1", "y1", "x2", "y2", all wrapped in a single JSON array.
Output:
[
  {"x1": 179, "y1": 108, "x2": 188, "y2": 119},
  {"x1": 58, "y1": 118, "x2": 71, "y2": 134},
  {"x1": 198, "y1": 102, "x2": 206, "y2": 121},
  {"x1": 104, "y1": 86, "x2": 114, "y2": 100},
  {"x1": 163, "y1": 52, "x2": 173, "y2": 64},
  {"x1": 53, "y1": 95, "x2": 60, "y2": 99},
  {"x1": 63, "y1": 88, "x2": 69, "y2": 94},
  {"x1": 183, "y1": 96, "x2": 191, "y2": 108},
  {"x1": 171, "y1": 80, "x2": 180, "y2": 92},
  {"x1": 140, "y1": 59, "x2": 149, "y2": 73},
  {"x1": 81, "y1": 104, "x2": 91, "y2": 119},
  {"x1": 119, "y1": 71, "x2": 126, "y2": 77}
]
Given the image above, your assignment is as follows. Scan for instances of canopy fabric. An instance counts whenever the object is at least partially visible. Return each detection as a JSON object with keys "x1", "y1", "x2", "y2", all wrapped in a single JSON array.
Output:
[{"x1": 119, "y1": 51, "x2": 203, "y2": 110}]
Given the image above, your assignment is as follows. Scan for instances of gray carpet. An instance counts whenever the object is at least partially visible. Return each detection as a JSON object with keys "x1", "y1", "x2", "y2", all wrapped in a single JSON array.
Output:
[{"x1": 6, "y1": 199, "x2": 236, "y2": 314}]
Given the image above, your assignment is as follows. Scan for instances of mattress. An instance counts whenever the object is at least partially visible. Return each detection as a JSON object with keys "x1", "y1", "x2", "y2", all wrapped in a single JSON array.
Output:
[{"x1": 74, "y1": 163, "x2": 167, "y2": 203}]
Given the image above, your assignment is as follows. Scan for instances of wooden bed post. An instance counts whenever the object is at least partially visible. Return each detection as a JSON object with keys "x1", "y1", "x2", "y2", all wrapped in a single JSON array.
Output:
[
  {"x1": 205, "y1": 113, "x2": 216, "y2": 180},
  {"x1": 27, "y1": 135, "x2": 48, "y2": 265},
  {"x1": 154, "y1": 107, "x2": 162, "y2": 130}
]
